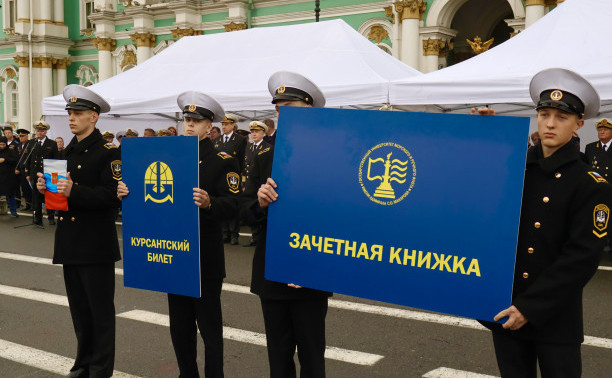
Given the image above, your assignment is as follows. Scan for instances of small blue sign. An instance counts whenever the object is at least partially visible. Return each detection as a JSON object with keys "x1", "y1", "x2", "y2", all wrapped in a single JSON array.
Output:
[
  {"x1": 265, "y1": 107, "x2": 529, "y2": 321},
  {"x1": 122, "y1": 136, "x2": 201, "y2": 297}
]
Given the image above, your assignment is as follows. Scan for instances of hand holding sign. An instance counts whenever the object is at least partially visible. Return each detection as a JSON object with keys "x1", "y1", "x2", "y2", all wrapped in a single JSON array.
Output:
[
  {"x1": 193, "y1": 187, "x2": 211, "y2": 209},
  {"x1": 36, "y1": 172, "x2": 46, "y2": 194},
  {"x1": 57, "y1": 172, "x2": 73, "y2": 197},
  {"x1": 257, "y1": 178, "x2": 278, "y2": 208}
]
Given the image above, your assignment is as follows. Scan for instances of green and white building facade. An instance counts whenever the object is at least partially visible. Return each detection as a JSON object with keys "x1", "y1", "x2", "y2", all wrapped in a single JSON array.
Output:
[{"x1": 0, "y1": 0, "x2": 562, "y2": 129}]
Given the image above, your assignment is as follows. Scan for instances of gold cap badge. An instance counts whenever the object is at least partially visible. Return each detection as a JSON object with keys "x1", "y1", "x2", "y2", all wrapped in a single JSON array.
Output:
[
  {"x1": 69, "y1": 96, "x2": 78, "y2": 103},
  {"x1": 277, "y1": 86, "x2": 286, "y2": 94},
  {"x1": 188, "y1": 104, "x2": 197, "y2": 112},
  {"x1": 550, "y1": 90, "x2": 563, "y2": 101}
]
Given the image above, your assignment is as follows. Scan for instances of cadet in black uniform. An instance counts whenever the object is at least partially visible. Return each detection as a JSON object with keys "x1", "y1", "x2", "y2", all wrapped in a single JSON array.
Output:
[
  {"x1": 15, "y1": 129, "x2": 33, "y2": 210},
  {"x1": 0, "y1": 136, "x2": 19, "y2": 217},
  {"x1": 26, "y1": 121, "x2": 59, "y2": 225},
  {"x1": 482, "y1": 68, "x2": 612, "y2": 378},
  {"x1": 241, "y1": 121, "x2": 271, "y2": 247},
  {"x1": 36, "y1": 85, "x2": 121, "y2": 378},
  {"x1": 584, "y1": 118, "x2": 612, "y2": 180},
  {"x1": 118, "y1": 91, "x2": 239, "y2": 378},
  {"x1": 213, "y1": 114, "x2": 246, "y2": 245},
  {"x1": 242, "y1": 71, "x2": 331, "y2": 378}
]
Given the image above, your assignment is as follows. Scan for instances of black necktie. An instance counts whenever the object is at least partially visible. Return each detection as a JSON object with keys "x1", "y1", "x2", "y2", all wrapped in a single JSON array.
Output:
[{"x1": 224, "y1": 136, "x2": 228, "y2": 143}]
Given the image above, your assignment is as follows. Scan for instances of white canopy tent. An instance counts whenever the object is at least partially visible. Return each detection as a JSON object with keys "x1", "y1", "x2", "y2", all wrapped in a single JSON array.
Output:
[
  {"x1": 42, "y1": 20, "x2": 421, "y2": 142},
  {"x1": 390, "y1": 0, "x2": 612, "y2": 115},
  {"x1": 389, "y1": 0, "x2": 612, "y2": 144}
]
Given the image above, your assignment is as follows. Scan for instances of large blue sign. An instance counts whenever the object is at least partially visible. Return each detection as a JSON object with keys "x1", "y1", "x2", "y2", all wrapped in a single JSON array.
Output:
[
  {"x1": 265, "y1": 107, "x2": 529, "y2": 321},
  {"x1": 122, "y1": 136, "x2": 201, "y2": 297}
]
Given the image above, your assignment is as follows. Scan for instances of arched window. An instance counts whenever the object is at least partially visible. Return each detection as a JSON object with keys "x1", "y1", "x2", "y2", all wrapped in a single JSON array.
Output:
[{"x1": 5, "y1": 80, "x2": 18, "y2": 122}]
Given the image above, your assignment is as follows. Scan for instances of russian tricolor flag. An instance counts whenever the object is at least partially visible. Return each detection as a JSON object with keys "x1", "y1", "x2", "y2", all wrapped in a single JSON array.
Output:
[{"x1": 44, "y1": 159, "x2": 68, "y2": 211}]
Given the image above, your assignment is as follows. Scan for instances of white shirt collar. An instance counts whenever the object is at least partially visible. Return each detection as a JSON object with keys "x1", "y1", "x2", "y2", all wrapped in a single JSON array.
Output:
[{"x1": 223, "y1": 131, "x2": 233, "y2": 140}]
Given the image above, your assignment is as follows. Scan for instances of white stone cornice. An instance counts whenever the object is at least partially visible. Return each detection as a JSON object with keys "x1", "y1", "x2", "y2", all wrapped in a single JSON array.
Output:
[
  {"x1": 419, "y1": 26, "x2": 457, "y2": 39},
  {"x1": 69, "y1": 54, "x2": 99, "y2": 63}
]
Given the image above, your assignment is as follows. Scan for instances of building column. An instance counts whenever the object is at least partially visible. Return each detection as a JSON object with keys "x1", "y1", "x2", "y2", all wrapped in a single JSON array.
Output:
[
  {"x1": 92, "y1": 38, "x2": 116, "y2": 81},
  {"x1": 422, "y1": 39, "x2": 446, "y2": 73},
  {"x1": 55, "y1": 59, "x2": 70, "y2": 93},
  {"x1": 130, "y1": 33, "x2": 156, "y2": 63},
  {"x1": 385, "y1": 6, "x2": 400, "y2": 58},
  {"x1": 395, "y1": 1, "x2": 427, "y2": 70},
  {"x1": 525, "y1": 0, "x2": 546, "y2": 28},
  {"x1": 17, "y1": 0, "x2": 30, "y2": 21},
  {"x1": 41, "y1": 0, "x2": 53, "y2": 22},
  {"x1": 54, "y1": 0, "x2": 65, "y2": 24},
  {"x1": 40, "y1": 57, "x2": 55, "y2": 99},
  {"x1": 14, "y1": 56, "x2": 31, "y2": 130}
]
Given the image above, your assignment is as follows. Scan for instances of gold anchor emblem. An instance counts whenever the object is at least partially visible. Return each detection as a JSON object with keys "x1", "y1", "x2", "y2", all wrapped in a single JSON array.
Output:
[
  {"x1": 277, "y1": 86, "x2": 286, "y2": 94},
  {"x1": 69, "y1": 96, "x2": 78, "y2": 103},
  {"x1": 188, "y1": 104, "x2": 197, "y2": 112},
  {"x1": 550, "y1": 90, "x2": 563, "y2": 101}
]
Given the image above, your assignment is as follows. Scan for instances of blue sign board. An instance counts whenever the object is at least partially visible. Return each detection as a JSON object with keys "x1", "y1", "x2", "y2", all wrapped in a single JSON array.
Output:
[
  {"x1": 265, "y1": 107, "x2": 529, "y2": 321},
  {"x1": 122, "y1": 136, "x2": 201, "y2": 297}
]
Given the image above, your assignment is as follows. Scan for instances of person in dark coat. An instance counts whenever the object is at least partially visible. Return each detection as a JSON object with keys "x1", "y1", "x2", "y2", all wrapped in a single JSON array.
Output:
[
  {"x1": 262, "y1": 118, "x2": 276, "y2": 146},
  {"x1": 26, "y1": 121, "x2": 59, "y2": 225},
  {"x1": 241, "y1": 121, "x2": 271, "y2": 247},
  {"x1": 36, "y1": 85, "x2": 121, "y2": 378},
  {"x1": 481, "y1": 68, "x2": 612, "y2": 378},
  {"x1": 242, "y1": 71, "x2": 332, "y2": 378},
  {"x1": 118, "y1": 91, "x2": 239, "y2": 378},
  {"x1": 0, "y1": 136, "x2": 19, "y2": 217},
  {"x1": 584, "y1": 118, "x2": 612, "y2": 180},
  {"x1": 213, "y1": 113, "x2": 246, "y2": 245},
  {"x1": 15, "y1": 129, "x2": 33, "y2": 210}
]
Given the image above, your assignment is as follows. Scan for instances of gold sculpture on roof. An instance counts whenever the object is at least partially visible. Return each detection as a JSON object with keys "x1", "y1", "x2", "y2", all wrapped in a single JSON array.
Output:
[{"x1": 466, "y1": 36, "x2": 494, "y2": 55}]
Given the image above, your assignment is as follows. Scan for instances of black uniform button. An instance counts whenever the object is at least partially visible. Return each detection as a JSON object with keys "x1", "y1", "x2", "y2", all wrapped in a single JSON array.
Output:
[
  {"x1": 528, "y1": 247, "x2": 534, "y2": 254},
  {"x1": 554, "y1": 172, "x2": 562, "y2": 179},
  {"x1": 543, "y1": 197, "x2": 550, "y2": 203},
  {"x1": 523, "y1": 272, "x2": 529, "y2": 279},
  {"x1": 534, "y1": 222, "x2": 541, "y2": 229},
  {"x1": 71, "y1": 217, "x2": 75, "y2": 221}
]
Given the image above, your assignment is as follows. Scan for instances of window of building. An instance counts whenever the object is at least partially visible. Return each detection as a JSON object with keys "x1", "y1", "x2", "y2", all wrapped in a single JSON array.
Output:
[
  {"x1": 5, "y1": 80, "x2": 18, "y2": 122},
  {"x1": 80, "y1": 0, "x2": 95, "y2": 35},
  {"x1": 2, "y1": 0, "x2": 17, "y2": 34}
]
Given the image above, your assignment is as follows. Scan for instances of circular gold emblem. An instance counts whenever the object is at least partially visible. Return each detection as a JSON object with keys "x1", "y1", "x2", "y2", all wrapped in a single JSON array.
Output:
[
  {"x1": 358, "y1": 142, "x2": 416, "y2": 206},
  {"x1": 277, "y1": 86, "x2": 286, "y2": 94},
  {"x1": 69, "y1": 96, "x2": 78, "y2": 103},
  {"x1": 188, "y1": 104, "x2": 197, "y2": 112},
  {"x1": 550, "y1": 90, "x2": 563, "y2": 101}
]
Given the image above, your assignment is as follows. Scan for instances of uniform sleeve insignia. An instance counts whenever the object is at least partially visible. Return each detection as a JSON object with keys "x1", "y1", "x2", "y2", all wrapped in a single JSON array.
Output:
[
  {"x1": 588, "y1": 171, "x2": 608, "y2": 183},
  {"x1": 217, "y1": 152, "x2": 232, "y2": 160},
  {"x1": 258, "y1": 147, "x2": 270, "y2": 156},
  {"x1": 9, "y1": 145, "x2": 15, "y2": 149},
  {"x1": 104, "y1": 143, "x2": 118, "y2": 149},
  {"x1": 226, "y1": 172, "x2": 240, "y2": 194},
  {"x1": 593, "y1": 204, "x2": 609, "y2": 238},
  {"x1": 111, "y1": 160, "x2": 122, "y2": 181}
]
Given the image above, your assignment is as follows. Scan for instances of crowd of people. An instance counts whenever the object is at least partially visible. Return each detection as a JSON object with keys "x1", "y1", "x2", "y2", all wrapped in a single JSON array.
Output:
[{"x1": 1, "y1": 66, "x2": 610, "y2": 378}]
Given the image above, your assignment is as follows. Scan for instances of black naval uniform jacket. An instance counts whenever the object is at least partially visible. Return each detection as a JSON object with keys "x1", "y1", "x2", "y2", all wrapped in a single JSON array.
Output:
[
  {"x1": 213, "y1": 132, "x2": 247, "y2": 173},
  {"x1": 584, "y1": 140, "x2": 612, "y2": 180},
  {"x1": 241, "y1": 146, "x2": 331, "y2": 300},
  {"x1": 53, "y1": 129, "x2": 122, "y2": 265},
  {"x1": 24, "y1": 137, "x2": 59, "y2": 178},
  {"x1": 0, "y1": 144, "x2": 18, "y2": 195},
  {"x1": 486, "y1": 142, "x2": 611, "y2": 344},
  {"x1": 198, "y1": 137, "x2": 240, "y2": 280},
  {"x1": 242, "y1": 140, "x2": 271, "y2": 188}
]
